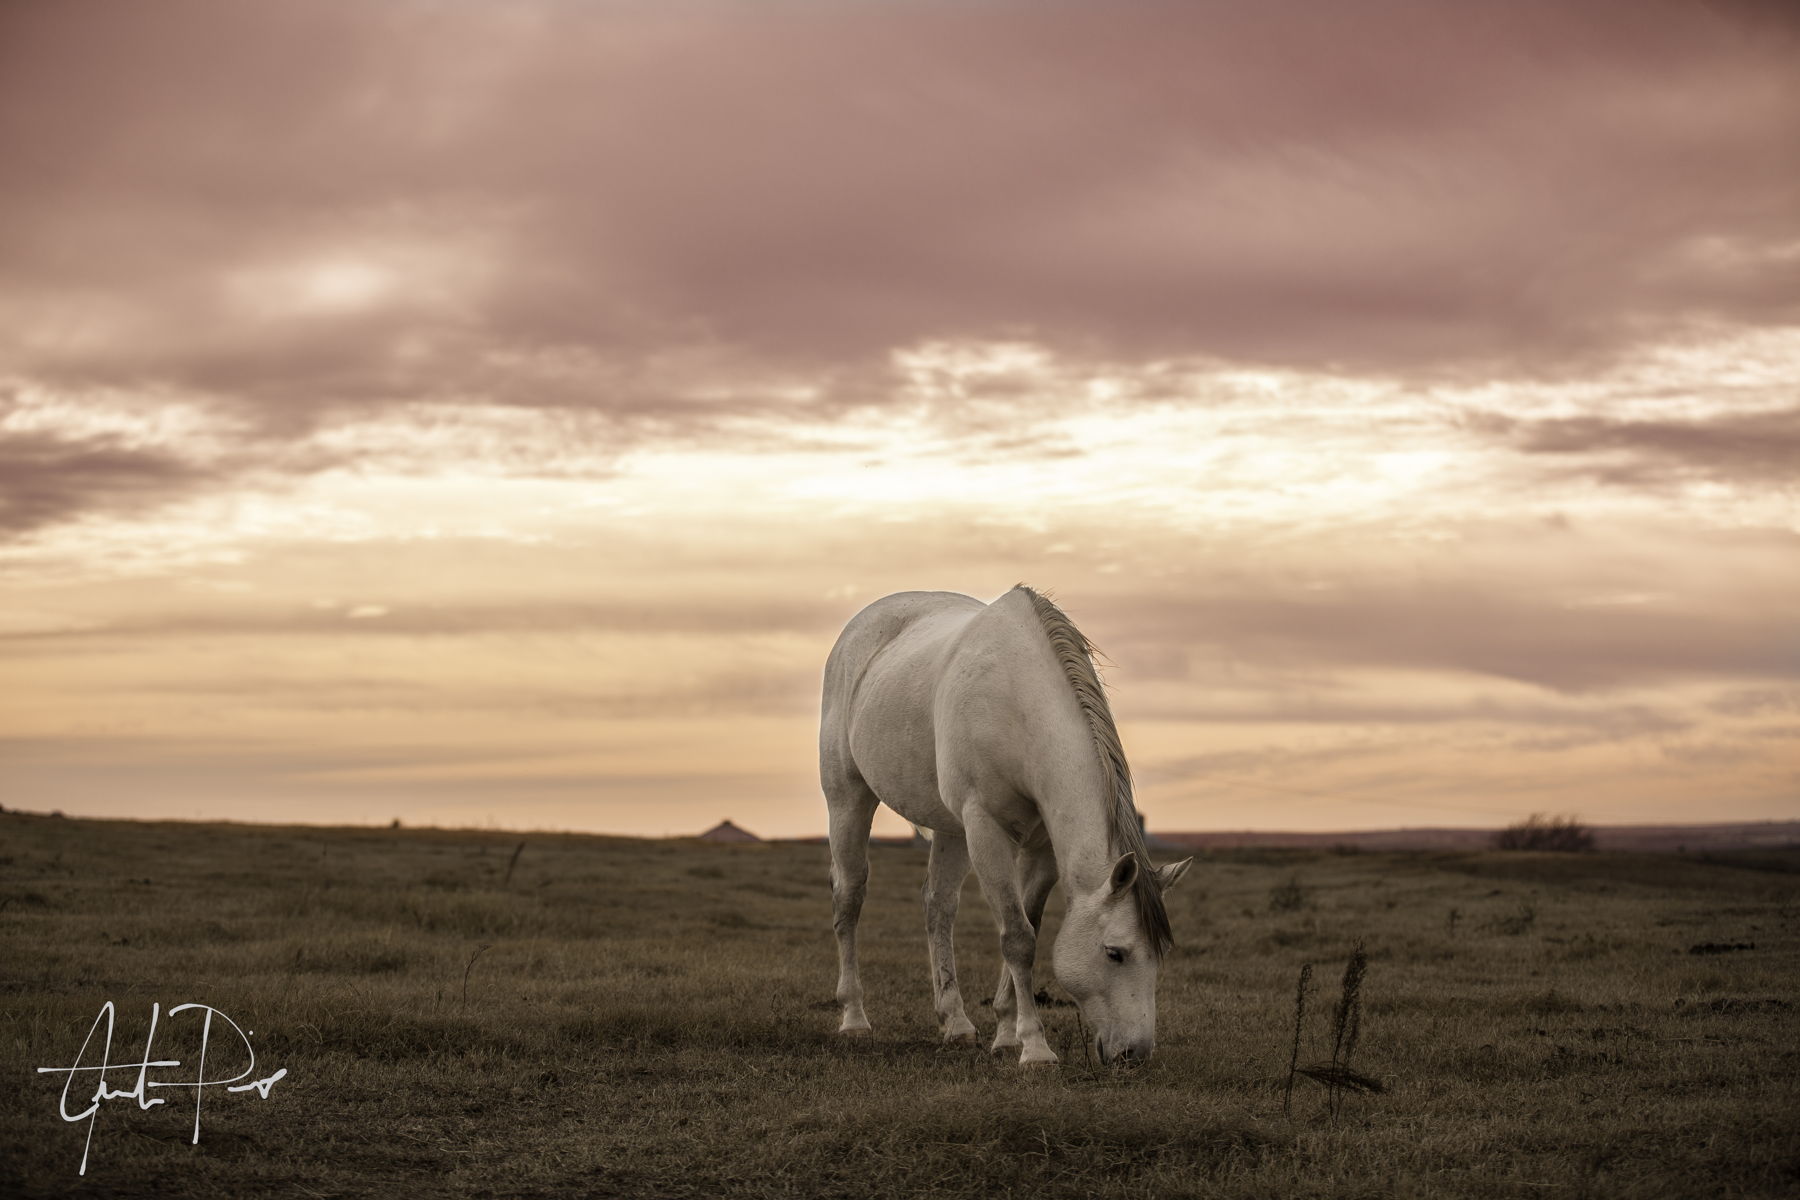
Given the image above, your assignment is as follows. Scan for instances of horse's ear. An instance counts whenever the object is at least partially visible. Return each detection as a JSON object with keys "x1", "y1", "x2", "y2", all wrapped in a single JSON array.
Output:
[
  {"x1": 1109, "y1": 853, "x2": 1138, "y2": 894},
  {"x1": 1155, "y1": 858, "x2": 1193, "y2": 891}
]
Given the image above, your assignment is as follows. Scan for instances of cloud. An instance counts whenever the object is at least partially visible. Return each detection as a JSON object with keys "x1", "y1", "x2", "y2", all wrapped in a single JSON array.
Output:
[
  {"x1": 1, "y1": 0, "x2": 1795, "y2": 425},
  {"x1": 0, "y1": 595, "x2": 842, "y2": 642},
  {"x1": 1483, "y1": 405, "x2": 1800, "y2": 485},
  {"x1": 1095, "y1": 547, "x2": 1800, "y2": 692},
  {"x1": 1, "y1": 3, "x2": 1794, "y2": 833},
  {"x1": 9, "y1": 524, "x2": 1792, "y2": 696},
  {"x1": 3, "y1": 1, "x2": 1794, "y2": 537},
  {"x1": 1128, "y1": 686, "x2": 1695, "y2": 737},
  {"x1": 0, "y1": 428, "x2": 218, "y2": 534},
  {"x1": 1706, "y1": 686, "x2": 1799, "y2": 718},
  {"x1": 139, "y1": 666, "x2": 823, "y2": 722}
]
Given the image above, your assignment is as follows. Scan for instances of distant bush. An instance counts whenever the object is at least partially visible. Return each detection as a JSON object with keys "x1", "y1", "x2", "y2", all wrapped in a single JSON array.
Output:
[
  {"x1": 1269, "y1": 876, "x2": 1311, "y2": 912},
  {"x1": 1485, "y1": 901, "x2": 1538, "y2": 936},
  {"x1": 1493, "y1": 813, "x2": 1595, "y2": 853}
]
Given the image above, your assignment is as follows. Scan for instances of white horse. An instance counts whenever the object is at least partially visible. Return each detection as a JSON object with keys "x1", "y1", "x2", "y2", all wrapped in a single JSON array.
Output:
[{"x1": 819, "y1": 585, "x2": 1192, "y2": 1066}]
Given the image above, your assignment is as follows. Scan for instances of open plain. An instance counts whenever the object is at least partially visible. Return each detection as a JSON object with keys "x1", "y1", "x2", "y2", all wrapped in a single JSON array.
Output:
[{"x1": 3, "y1": 812, "x2": 1797, "y2": 1198}]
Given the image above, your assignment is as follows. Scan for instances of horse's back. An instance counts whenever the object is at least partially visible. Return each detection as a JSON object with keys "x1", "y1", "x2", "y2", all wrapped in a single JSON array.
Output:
[{"x1": 821, "y1": 590, "x2": 985, "y2": 832}]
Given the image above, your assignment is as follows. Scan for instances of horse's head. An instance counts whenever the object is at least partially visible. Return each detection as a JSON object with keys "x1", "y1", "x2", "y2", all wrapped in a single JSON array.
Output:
[{"x1": 1053, "y1": 852, "x2": 1191, "y2": 1065}]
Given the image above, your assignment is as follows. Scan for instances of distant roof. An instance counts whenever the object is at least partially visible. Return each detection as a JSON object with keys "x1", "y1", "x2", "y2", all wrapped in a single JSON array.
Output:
[{"x1": 697, "y1": 819, "x2": 759, "y2": 843}]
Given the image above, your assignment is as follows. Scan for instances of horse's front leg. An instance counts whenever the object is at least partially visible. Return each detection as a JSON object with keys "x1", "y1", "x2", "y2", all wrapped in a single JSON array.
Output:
[
  {"x1": 990, "y1": 839, "x2": 1058, "y2": 1056},
  {"x1": 965, "y1": 808, "x2": 1058, "y2": 1065},
  {"x1": 922, "y1": 833, "x2": 977, "y2": 1045}
]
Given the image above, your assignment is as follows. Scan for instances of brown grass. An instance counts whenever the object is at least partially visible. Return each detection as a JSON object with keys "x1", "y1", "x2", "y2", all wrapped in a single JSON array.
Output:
[{"x1": 3, "y1": 815, "x2": 1799, "y2": 1198}]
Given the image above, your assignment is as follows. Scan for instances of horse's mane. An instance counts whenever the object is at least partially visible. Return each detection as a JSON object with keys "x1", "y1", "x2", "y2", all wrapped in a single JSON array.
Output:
[{"x1": 1017, "y1": 585, "x2": 1173, "y2": 958}]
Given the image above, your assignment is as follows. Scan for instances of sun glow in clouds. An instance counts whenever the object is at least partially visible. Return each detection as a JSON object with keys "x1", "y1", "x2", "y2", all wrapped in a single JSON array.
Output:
[
  {"x1": 294, "y1": 261, "x2": 391, "y2": 313},
  {"x1": 224, "y1": 257, "x2": 396, "y2": 319}
]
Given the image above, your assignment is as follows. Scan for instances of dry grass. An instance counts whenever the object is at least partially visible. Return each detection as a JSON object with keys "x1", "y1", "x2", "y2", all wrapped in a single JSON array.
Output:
[{"x1": 3, "y1": 813, "x2": 1799, "y2": 1198}]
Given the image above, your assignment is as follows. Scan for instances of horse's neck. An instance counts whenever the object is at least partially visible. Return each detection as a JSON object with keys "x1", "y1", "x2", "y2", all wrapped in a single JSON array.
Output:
[
  {"x1": 996, "y1": 591, "x2": 1124, "y2": 895},
  {"x1": 1034, "y1": 752, "x2": 1120, "y2": 895}
]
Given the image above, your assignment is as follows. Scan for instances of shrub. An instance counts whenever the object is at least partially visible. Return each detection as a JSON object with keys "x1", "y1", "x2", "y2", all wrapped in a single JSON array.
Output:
[
  {"x1": 1269, "y1": 876, "x2": 1310, "y2": 912},
  {"x1": 1486, "y1": 901, "x2": 1537, "y2": 936},
  {"x1": 1493, "y1": 813, "x2": 1595, "y2": 852}
]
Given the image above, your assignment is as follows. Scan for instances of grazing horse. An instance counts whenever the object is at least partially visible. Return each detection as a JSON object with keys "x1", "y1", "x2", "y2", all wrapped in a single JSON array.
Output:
[{"x1": 819, "y1": 585, "x2": 1192, "y2": 1065}]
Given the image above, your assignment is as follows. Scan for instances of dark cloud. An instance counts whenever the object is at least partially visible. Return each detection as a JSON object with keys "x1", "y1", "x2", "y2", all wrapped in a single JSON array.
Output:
[
  {"x1": 0, "y1": 596, "x2": 843, "y2": 642},
  {"x1": 0, "y1": 428, "x2": 218, "y2": 534},
  {"x1": 1138, "y1": 741, "x2": 1392, "y2": 790},
  {"x1": 1, "y1": 0, "x2": 1795, "y2": 420},
  {"x1": 1099, "y1": 566, "x2": 1800, "y2": 693},
  {"x1": 1707, "y1": 687, "x2": 1799, "y2": 718},
  {"x1": 1128, "y1": 689, "x2": 1694, "y2": 737},
  {"x1": 1655, "y1": 738, "x2": 1760, "y2": 766},
  {"x1": 1479, "y1": 406, "x2": 1800, "y2": 485},
  {"x1": 141, "y1": 667, "x2": 821, "y2": 721},
  {"x1": 8, "y1": 547, "x2": 1793, "y2": 698}
]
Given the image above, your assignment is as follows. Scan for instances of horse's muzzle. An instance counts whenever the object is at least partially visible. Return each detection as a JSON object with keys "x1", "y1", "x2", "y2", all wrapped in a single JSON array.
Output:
[{"x1": 1096, "y1": 1035, "x2": 1154, "y2": 1067}]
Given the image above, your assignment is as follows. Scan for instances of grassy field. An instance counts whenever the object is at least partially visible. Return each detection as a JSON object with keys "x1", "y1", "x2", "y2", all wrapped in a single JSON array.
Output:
[{"x1": 3, "y1": 811, "x2": 1798, "y2": 1198}]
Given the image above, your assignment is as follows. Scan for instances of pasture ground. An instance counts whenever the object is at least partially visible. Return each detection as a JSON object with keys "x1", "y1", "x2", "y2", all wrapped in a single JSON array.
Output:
[{"x1": 3, "y1": 812, "x2": 1798, "y2": 1198}]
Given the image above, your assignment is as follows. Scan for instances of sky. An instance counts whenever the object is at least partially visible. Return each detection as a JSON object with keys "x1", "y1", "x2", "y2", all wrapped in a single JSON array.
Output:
[{"x1": 1, "y1": 0, "x2": 1796, "y2": 839}]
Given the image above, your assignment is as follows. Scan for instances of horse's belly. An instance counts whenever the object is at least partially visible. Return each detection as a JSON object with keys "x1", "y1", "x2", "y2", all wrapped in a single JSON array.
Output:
[
  {"x1": 845, "y1": 667, "x2": 968, "y2": 835},
  {"x1": 873, "y1": 772, "x2": 964, "y2": 835},
  {"x1": 847, "y1": 711, "x2": 964, "y2": 834}
]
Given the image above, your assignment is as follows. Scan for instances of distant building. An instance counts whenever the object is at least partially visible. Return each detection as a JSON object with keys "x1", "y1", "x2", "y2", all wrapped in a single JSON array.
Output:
[
  {"x1": 1138, "y1": 811, "x2": 1177, "y2": 854},
  {"x1": 697, "y1": 819, "x2": 759, "y2": 843}
]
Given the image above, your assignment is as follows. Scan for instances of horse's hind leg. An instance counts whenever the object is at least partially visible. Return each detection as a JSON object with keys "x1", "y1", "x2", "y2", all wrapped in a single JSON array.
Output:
[
  {"x1": 990, "y1": 836, "x2": 1058, "y2": 1057},
  {"x1": 922, "y1": 832, "x2": 977, "y2": 1045},
  {"x1": 825, "y1": 772, "x2": 880, "y2": 1037}
]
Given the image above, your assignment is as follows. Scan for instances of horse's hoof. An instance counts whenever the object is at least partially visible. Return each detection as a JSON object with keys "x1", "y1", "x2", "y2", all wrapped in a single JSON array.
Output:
[
  {"x1": 838, "y1": 1025, "x2": 872, "y2": 1039},
  {"x1": 1019, "y1": 1049, "x2": 1060, "y2": 1067},
  {"x1": 943, "y1": 1029, "x2": 977, "y2": 1048}
]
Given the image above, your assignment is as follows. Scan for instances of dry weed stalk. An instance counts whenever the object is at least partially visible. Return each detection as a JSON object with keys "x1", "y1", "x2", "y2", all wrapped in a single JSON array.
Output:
[
  {"x1": 1331, "y1": 941, "x2": 1366, "y2": 1068},
  {"x1": 1287, "y1": 941, "x2": 1385, "y2": 1119},
  {"x1": 1326, "y1": 941, "x2": 1370, "y2": 1116},
  {"x1": 462, "y1": 942, "x2": 492, "y2": 1006},
  {"x1": 1076, "y1": 1006, "x2": 1096, "y2": 1072},
  {"x1": 1283, "y1": 962, "x2": 1312, "y2": 1116}
]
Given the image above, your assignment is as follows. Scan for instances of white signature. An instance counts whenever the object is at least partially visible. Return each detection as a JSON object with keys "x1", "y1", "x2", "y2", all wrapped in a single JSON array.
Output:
[{"x1": 35, "y1": 1001, "x2": 289, "y2": 1176}]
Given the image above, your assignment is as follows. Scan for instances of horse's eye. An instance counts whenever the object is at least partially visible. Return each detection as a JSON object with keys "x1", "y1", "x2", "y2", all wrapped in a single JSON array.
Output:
[{"x1": 1105, "y1": 946, "x2": 1126, "y2": 964}]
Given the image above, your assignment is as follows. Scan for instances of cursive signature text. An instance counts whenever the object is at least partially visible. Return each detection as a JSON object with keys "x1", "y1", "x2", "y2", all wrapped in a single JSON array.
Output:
[{"x1": 35, "y1": 1001, "x2": 288, "y2": 1175}]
